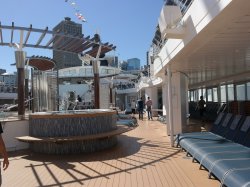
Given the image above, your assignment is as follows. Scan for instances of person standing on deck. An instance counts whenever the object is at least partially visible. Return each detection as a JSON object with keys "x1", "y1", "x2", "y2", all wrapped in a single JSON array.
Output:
[
  {"x1": 137, "y1": 97, "x2": 144, "y2": 120},
  {"x1": 131, "y1": 99, "x2": 136, "y2": 117},
  {"x1": 146, "y1": 97, "x2": 153, "y2": 120},
  {"x1": 77, "y1": 95, "x2": 82, "y2": 102},
  {"x1": 197, "y1": 96, "x2": 206, "y2": 122},
  {"x1": 0, "y1": 122, "x2": 9, "y2": 186}
]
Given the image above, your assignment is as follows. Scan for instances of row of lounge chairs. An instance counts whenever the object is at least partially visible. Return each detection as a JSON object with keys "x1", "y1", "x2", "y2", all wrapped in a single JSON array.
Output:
[
  {"x1": 116, "y1": 113, "x2": 138, "y2": 127},
  {"x1": 176, "y1": 112, "x2": 250, "y2": 187}
]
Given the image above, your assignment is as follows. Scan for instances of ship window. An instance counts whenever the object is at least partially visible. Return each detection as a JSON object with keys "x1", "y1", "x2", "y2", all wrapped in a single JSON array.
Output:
[
  {"x1": 207, "y1": 89, "x2": 212, "y2": 101},
  {"x1": 236, "y1": 84, "x2": 246, "y2": 101},
  {"x1": 227, "y1": 84, "x2": 234, "y2": 101},
  {"x1": 220, "y1": 85, "x2": 226, "y2": 102},
  {"x1": 213, "y1": 87, "x2": 218, "y2": 102},
  {"x1": 247, "y1": 83, "x2": 250, "y2": 100}
]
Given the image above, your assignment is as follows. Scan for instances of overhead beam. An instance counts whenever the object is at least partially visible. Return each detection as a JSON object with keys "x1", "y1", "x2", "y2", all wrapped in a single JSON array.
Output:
[
  {"x1": 59, "y1": 38, "x2": 79, "y2": 51},
  {"x1": 24, "y1": 24, "x2": 32, "y2": 45},
  {"x1": 68, "y1": 38, "x2": 87, "y2": 52},
  {"x1": 0, "y1": 23, "x2": 116, "y2": 55},
  {"x1": 52, "y1": 35, "x2": 65, "y2": 48},
  {"x1": 56, "y1": 36, "x2": 75, "y2": 50},
  {"x1": 0, "y1": 22, "x2": 3, "y2": 44},
  {"x1": 10, "y1": 22, "x2": 14, "y2": 45},
  {"x1": 35, "y1": 27, "x2": 48, "y2": 46},
  {"x1": 45, "y1": 35, "x2": 56, "y2": 47}
]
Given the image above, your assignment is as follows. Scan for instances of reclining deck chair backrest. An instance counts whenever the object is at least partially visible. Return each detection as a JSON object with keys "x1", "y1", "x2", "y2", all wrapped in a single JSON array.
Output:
[
  {"x1": 210, "y1": 112, "x2": 225, "y2": 133},
  {"x1": 241, "y1": 116, "x2": 250, "y2": 147},
  {"x1": 215, "y1": 113, "x2": 233, "y2": 136},
  {"x1": 211, "y1": 113, "x2": 231, "y2": 134},
  {"x1": 233, "y1": 116, "x2": 250, "y2": 145},
  {"x1": 223, "y1": 115, "x2": 243, "y2": 141}
]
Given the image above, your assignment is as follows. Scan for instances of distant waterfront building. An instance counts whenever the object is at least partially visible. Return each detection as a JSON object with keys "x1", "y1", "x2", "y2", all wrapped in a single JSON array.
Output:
[
  {"x1": 0, "y1": 72, "x2": 17, "y2": 93},
  {"x1": 127, "y1": 58, "x2": 140, "y2": 70},
  {"x1": 53, "y1": 17, "x2": 82, "y2": 69},
  {"x1": 120, "y1": 60, "x2": 128, "y2": 71},
  {"x1": 0, "y1": 72, "x2": 17, "y2": 87},
  {"x1": 0, "y1": 69, "x2": 6, "y2": 75}
]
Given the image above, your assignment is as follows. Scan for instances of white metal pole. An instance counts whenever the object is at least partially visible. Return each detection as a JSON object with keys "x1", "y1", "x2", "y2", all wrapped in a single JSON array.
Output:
[
  {"x1": 167, "y1": 66, "x2": 174, "y2": 147},
  {"x1": 19, "y1": 30, "x2": 24, "y2": 50}
]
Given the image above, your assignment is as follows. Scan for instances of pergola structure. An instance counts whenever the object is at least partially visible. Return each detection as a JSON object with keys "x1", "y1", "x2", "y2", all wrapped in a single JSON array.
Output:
[{"x1": 0, "y1": 22, "x2": 116, "y2": 115}]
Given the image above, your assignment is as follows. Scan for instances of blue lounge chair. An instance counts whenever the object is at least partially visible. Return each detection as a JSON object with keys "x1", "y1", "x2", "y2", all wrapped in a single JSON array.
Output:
[
  {"x1": 234, "y1": 116, "x2": 250, "y2": 145},
  {"x1": 209, "y1": 158, "x2": 250, "y2": 183},
  {"x1": 199, "y1": 150, "x2": 250, "y2": 172},
  {"x1": 177, "y1": 112, "x2": 226, "y2": 148},
  {"x1": 191, "y1": 115, "x2": 250, "y2": 163},
  {"x1": 198, "y1": 115, "x2": 248, "y2": 169},
  {"x1": 188, "y1": 115, "x2": 246, "y2": 161},
  {"x1": 179, "y1": 113, "x2": 233, "y2": 155},
  {"x1": 222, "y1": 167, "x2": 250, "y2": 187},
  {"x1": 192, "y1": 143, "x2": 248, "y2": 163}
]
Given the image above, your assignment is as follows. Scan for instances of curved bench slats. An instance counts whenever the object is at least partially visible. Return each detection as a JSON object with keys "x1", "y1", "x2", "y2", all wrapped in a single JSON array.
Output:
[{"x1": 16, "y1": 125, "x2": 136, "y2": 143}]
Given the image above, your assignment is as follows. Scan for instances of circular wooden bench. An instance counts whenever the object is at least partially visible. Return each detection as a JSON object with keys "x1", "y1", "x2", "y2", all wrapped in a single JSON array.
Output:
[{"x1": 16, "y1": 125, "x2": 136, "y2": 143}]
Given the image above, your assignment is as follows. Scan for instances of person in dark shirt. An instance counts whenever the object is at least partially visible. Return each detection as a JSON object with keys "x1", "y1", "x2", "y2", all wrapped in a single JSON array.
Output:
[
  {"x1": 0, "y1": 122, "x2": 9, "y2": 185},
  {"x1": 197, "y1": 96, "x2": 206, "y2": 121},
  {"x1": 146, "y1": 97, "x2": 153, "y2": 120},
  {"x1": 137, "y1": 97, "x2": 144, "y2": 120},
  {"x1": 77, "y1": 95, "x2": 82, "y2": 102}
]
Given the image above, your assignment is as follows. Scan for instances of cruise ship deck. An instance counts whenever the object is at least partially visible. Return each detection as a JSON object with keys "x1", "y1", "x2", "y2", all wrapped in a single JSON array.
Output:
[{"x1": 2, "y1": 118, "x2": 219, "y2": 187}]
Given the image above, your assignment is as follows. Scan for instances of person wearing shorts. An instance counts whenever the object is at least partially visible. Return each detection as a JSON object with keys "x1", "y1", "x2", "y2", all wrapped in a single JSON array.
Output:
[{"x1": 131, "y1": 100, "x2": 136, "y2": 116}]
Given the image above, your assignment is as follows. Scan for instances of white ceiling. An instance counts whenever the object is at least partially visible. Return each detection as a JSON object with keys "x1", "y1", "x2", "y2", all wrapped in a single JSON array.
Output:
[{"x1": 168, "y1": 0, "x2": 250, "y2": 89}]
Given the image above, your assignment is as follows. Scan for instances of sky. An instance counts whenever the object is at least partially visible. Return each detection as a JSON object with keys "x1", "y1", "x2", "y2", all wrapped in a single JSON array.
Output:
[{"x1": 0, "y1": 0, "x2": 164, "y2": 73}]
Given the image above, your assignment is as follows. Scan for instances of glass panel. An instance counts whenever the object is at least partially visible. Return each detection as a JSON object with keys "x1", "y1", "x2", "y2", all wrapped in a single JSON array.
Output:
[
  {"x1": 247, "y1": 83, "x2": 250, "y2": 100},
  {"x1": 227, "y1": 84, "x2": 234, "y2": 101},
  {"x1": 198, "y1": 89, "x2": 202, "y2": 101},
  {"x1": 194, "y1": 90, "x2": 198, "y2": 102},
  {"x1": 213, "y1": 87, "x2": 218, "y2": 102},
  {"x1": 190, "y1": 91, "x2": 194, "y2": 101},
  {"x1": 220, "y1": 85, "x2": 226, "y2": 102},
  {"x1": 236, "y1": 84, "x2": 246, "y2": 101},
  {"x1": 202, "y1": 89, "x2": 206, "y2": 101},
  {"x1": 207, "y1": 89, "x2": 212, "y2": 101}
]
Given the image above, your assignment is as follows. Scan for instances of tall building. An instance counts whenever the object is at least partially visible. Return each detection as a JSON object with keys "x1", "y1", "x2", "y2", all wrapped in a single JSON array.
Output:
[
  {"x1": 127, "y1": 58, "x2": 140, "y2": 70},
  {"x1": 53, "y1": 17, "x2": 82, "y2": 69}
]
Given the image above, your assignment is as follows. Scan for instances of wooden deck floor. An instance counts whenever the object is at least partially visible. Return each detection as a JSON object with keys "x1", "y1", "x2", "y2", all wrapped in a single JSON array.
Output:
[{"x1": 2, "y1": 118, "x2": 220, "y2": 187}]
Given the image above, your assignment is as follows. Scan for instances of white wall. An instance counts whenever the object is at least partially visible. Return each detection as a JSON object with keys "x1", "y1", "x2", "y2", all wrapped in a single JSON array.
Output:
[
  {"x1": 2, "y1": 120, "x2": 29, "y2": 151},
  {"x1": 171, "y1": 72, "x2": 188, "y2": 134}
]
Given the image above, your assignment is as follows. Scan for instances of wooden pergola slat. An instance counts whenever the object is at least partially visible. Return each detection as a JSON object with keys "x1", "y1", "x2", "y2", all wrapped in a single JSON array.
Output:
[
  {"x1": 24, "y1": 25, "x2": 32, "y2": 45},
  {"x1": 0, "y1": 22, "x2": 116, "y2": 54},
  {"x1": 35, "y1": 27, "x2": 48, "y2": 46},
  {"x1": 10, "y1": 22, "x2": 14, "y2": 45},
  {"x1": 0, "y1": 22, "x2": 3, "y2": 44},
  {"x1": 45, "y1": 35, "x2": 56, "y2": 47}
]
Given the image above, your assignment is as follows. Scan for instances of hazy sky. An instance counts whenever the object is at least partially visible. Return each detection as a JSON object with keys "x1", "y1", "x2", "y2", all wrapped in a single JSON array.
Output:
[{"x1": 0, "y1": 0, "x2": 163, "y2": 72}]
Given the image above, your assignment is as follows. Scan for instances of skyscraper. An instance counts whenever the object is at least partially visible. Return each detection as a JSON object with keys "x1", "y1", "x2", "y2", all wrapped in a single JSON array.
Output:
[
  {"x1": 127, "y1": 58, "x2": 140, "y2": 70},
  {"x1": 53, "y1": 17, "x2": 82, "y2": 69}
]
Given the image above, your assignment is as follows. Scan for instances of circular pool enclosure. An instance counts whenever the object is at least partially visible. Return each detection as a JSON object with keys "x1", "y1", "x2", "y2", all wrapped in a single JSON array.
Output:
[{"x1": 28, "y1": 109, "x2": 118, "y2": 154}]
